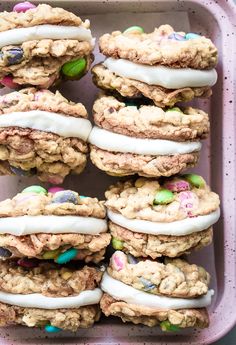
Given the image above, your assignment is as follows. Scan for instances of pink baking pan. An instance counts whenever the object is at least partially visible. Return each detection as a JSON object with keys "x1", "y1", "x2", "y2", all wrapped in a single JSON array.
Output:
[{"x1": 0, "y1": 0, "x2": 235, "y2": 344}]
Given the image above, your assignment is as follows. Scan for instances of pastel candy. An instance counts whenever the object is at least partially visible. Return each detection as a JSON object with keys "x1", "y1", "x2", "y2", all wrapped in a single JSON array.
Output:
[
  {"x1": 124, "y1": 26, "x2": 144, "y2": 34},
  {"x1": 153, "y1": 189, "x2": 174, "y2": 205},
  {"x1": 61, "y1": 58, "x2": 86, "y2": 78},
  {"x1": 139, "y1": 277, "x2": 155, "y2": 291},
  {"x1": 166, "y1": 107, "x2": 182, "y2": 113},
  {"x1": 179, "y1": 191, "x2": 199, "y2": 214},
  {"x1": 112, "y1": 237, "x2": 124, "y2": 250},
  {"x1": 51, "y1": 190, "x2": 78, "y2": 205},
  {"x1": 111, "y1": 251, "x2": 127, "y2": 271},
  {"x1": 44, "y1": 324, "x2": 62, "y2": 333},
  {"x1": 127, "y1": 254, "x2": 138, "y2": 264},
  {"x1": 47, "y1": 176, "x2": 64, "y2": 185},
  {"x1": 13, "y1": 2, "x2": 36, "y2": 13},
  {"x1": 55, "y1": 248, "x2": 78, "y2": 264},
  {"x1": 160, "y1": 320, "x2": 180, "y2": 332},
  {"x1": 185, "y1": 33, "x2": 201, "y2": 40},
  {"x1": 0, "y1": 247, "x2": 12, "y2": 258},
  {"x1": 165, "y1": 180, "x2": 190, "y2": 192},
  {"x1": 183, "y1": 173, "x2": 205, "y2": 188},
  {"x1": 48, "y1": 187, "x2": 65, "y2": 194},
  {"x1": 168, "y1": 33, "x2": 186, "y2": 41},
  {"x1": 10, "y1": 166, "x2": 35, "y2": 176},
  {"x1": 0, "y1": 76, "x2": 19, "y2": 89},
  {"x1": 22, "y1": 185, "x2": 47, "y2": 195}
]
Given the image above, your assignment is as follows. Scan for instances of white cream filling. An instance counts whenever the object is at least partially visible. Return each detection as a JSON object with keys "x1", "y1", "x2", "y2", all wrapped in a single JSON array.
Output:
[
  {"x1": 0, "y1": 215, "x2": 107, "y2": 236},
  {"x1": 108, "y1": 208, "x2": 220, "y2": 236},
  {"x1": 89, "y1": 127, "x2": 201, "y2": 155},
  {"x1": 0, "y1": 288, "x2": 102, "y2": 309},
  {"x1": 103, "y1": 58, "x2": 217, "y2": 88},
  {"x1": 0, "y1": 110, "x2": 92, "y2": 141},
  {"x1": 0, "y1": 24, "x2": 94, "y2": 48},
  {"x1": 101, "y1": 273, "x2": 214, "y2": 310}
]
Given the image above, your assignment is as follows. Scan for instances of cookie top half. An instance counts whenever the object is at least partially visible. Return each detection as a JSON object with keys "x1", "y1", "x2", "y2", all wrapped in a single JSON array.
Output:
[{"x1": 99, "y1": 25, "x2": 217, "y2": 70}]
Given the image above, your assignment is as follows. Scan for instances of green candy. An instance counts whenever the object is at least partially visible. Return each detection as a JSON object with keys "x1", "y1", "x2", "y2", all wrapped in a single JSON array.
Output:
[
  {"x1": 42, "y1": 248, "x2": 61, "y2": 260},
  {"x1": 153, "y1": 189, "x2": 174, "y2": 205},
  {"x1": 55, "y1": 248, "x2": 78, "y2": 264},
  {"x1": 44, "y1": 324, "x2": 62, "y2": 333},
  {"x1": 166, "y1": 107, "x2": 182, "y2": 113},
  {"x1": 112, "y1": 237, "x2": 124, "y2": 250},
  {"x1": 183, "y1": 173, "x2": 205, "y2": 188},
  {"x1": 22, "y1": 185, "x2": 47, "y2": 195},
  {"x1": 160, "y1": 320, "x2": 180, "y2": 332},
  {"x1": 61, "y1": 58, "x2": 86, "y2": 78},
  {"x1": 123, "y1": 26, "x2": 144, "y2": 34}
]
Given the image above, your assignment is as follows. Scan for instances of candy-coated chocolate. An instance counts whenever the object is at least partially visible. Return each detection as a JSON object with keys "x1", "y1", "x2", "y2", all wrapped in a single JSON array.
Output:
[
  {"x1": 44, "y1": 324, "x2": 62, "y2": 333},
  {"x1": 79, "y1": 195, "x2": 87, "y2": 199},
  {"x1": 160, "y1": 320, "x2": 180, "y2": 332},
  {"x1": 178, "y1": 191, "x2": 199, "y2": 215},
  {"x1": 185, "y1": 33, "x2": 201, "y2": 40},
  {"x1": 61, "y1": 58, "x2": 86, "y2": 78},
  {"x1": 51, "y1": 190, "x2": 78, "y2": 204},
  {"x1": 135, "y1": 178, "x2": 146, "y2": 188},
  {"x1": 139, "y1": 277, "x2": 155, "y2": 291},
  {"x1": 124, "y1": 26, "x2": 144, "y2": 34},
  {"x1": 165, "y1": 180, "x2": 190, "y2": 192},
  {"x1": 61, "y1": 271, "x2": 73, "y2": 280},
  {"x1": 47, "y1": 176, "x2": 64, "y2": 185},
  {"x1": 111, "y1": 251, "x2": 127, "y2": 271},
  {"x1": 42, "y1": 248, "x2": 61, "y2": 260},
  {"x1": 5, "y1": 47, "x2": 24, "y2": 65},
  {"x1": 168, "y1": 33, "x2": 186, "y2": 41},
  {"x1": 55, "y1": 248, "x2": 78, "y2": 264},
  {"x1": 183, "y1": 173, "x2": 205, "y2": 188},
  {"x1": 13, "y1": 1, "x2": 36, "y2": 13},
  {"x1": 166, "y1": 106, "x2": 182, "y2": 113},
  {"x1": 111, "y1": 237, "x2": 124, "y2": 250},
  {"x1": 22, "y1": 185, "x2": 47, "y2": 195},
  {"x1": 10, "y1": 165, "x2": 35, "y2": 176},
  {"x1": 48, "y1": 187, "x2": 65, "y2": 194},
  {"x1": 0, "y1": 247, "x2": 12, "y2": 258},
  {"x1": 153, "y1": 189, "x2": 174, "y2": 205},
  {"x1": 0, "y1": 75, "x2": 19, "y2": 89},
  {"x1": 127, "y1": 254, "x2": 138, "y2": 264},
  {"x1": 17, "y1": 258, "x2": 38, "y2": 268}
]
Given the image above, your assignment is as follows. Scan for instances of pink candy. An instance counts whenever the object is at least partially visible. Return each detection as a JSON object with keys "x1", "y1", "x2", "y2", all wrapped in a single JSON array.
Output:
[
  {"x1": 13, "y1": 1, "x2": 36, "y2": 13},
  {"x1": 0, "y1": 76, "x2": 19, "y2": 89},
  {"x1": 47, "y1": 176, "x2": 64, "y2": 185},
  {"x1": 165, "y1": 180, "x2": 190, "y2": 192},
  {"x1": 48, "y1": 187, "x2": 65, "y2": 194},
  {"x1": 179, "y1": 191, "x2": 199, "y2": 216},
  {"x1": 111, "y1": 251, "x2": 127, "y2": 271}
]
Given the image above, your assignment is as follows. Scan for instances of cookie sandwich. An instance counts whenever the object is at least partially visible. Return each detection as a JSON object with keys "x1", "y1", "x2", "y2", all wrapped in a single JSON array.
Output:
[
  {"x1": 0, "y1": 2, "x2": 94, "y2": 88},
  {"x1": 101, "y1": 251, "x2": 214, "y2": 330},
  {"x1": 0, "y1": 260, "x2": 103, "y2": 332},
  {"x1": 92, "y1": 25, "x2": 217, "y2": 107},
  {"x1": 0, "y1": 88, "x2": 92, "y2": 183},
  {"x1": 105, "y1": 175, "x2": 220, "y2": 258},
  {"x1": 89, "y1": 94, "x2": 209, "y2": 177},
  {"x1": 0, "y1": 185, "x2": 110, "y2": 263}
]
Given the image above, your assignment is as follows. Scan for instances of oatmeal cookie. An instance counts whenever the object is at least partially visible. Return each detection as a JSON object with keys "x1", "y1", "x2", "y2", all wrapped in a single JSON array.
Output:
[{"x1": 0, "y1": 88, "x2": 92, "y2": 183}]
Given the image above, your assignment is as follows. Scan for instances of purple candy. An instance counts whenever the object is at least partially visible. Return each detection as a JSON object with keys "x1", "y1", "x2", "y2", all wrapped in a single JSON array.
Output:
[
  {"x1": 48, "y1": 187, "x2": 65, "y2": 194},
  {"x1": 0, "y1": 76, "x2": 19, "y2": 89},
  {"x1": 13, "y1": 1, "x2": 36, "y2": 13},
  {"x1": 168, "y1": 33, "x2": 186, "y2": 41}
]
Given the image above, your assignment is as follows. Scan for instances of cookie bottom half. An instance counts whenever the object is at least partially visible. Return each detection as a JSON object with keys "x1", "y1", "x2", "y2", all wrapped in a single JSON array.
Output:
[
  {"x1": 0, "y1": 302, "x2": 100, "y2": 331},
  {"x1": 109, "y1": 221, "x2": 213, "y2": 258},
  {"x1": 100, "y1": 293, "x2": 209, "y2": 329},
  {"x1": 90, "y1": 145, "x2": 199, "y2": 177}
]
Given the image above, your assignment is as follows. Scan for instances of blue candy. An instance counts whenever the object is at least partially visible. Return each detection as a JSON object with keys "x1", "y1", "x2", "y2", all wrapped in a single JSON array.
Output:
[
  {"x1": 79, "y1": 195, "x2": 87, "y2": 199},
  {"x1": 10, "y1": 165, "x2": 35, "y2": 176},
  {"x1": 55, "y1": 248, "x2": 78, "y2": 264},
  {"x1": 127, "y1": 254, "x2": 138, "y2": 264},
  {"x1": 185, "y1": 33, "x2": 201, "y2": 40},
  {"x1": 168, "y1": 33, "x2": 186, "y2": 41},
  {"x1": 6, "y1": 47, "x2": 24, "y2": 65},
  {"x1": 51, "y1": 190, "x2": 78, "y2": 205},
  {"x1": 0, "y1": 247, "x2": 11, "y2": 258},
  {"x1": 139, "y1": 277, "x2": 155, "y2": 291},
  {"x1": 44, "y1": 324, "x2": 62, "y2": 333}
]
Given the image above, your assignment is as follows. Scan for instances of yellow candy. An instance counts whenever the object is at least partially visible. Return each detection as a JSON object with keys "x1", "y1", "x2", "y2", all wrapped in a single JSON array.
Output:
[
  {"x1": 42, "y1": 248, "x2": 61, "y2": 260},
  {"x1": 135, "y1": 178, "x2": 146, "y2": 188},
  {"x1": 61, "y1": 271, "x2": 73, "y2": 280}
]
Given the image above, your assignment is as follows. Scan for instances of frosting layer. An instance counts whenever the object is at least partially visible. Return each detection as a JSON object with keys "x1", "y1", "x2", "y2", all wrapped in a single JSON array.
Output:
[
  {"x1": 0, "y1": 215, "x2": 107, "y2": 236},
  {"x1": 103, "y1": 58, "x2": 217, "y2": 88},
  {"x1": 0, "y1": 110, "x2": 92, "y2": 141},
  {"x1": 107, "y1": 208, "x2": 220, "y2": 236},
  {"x1": 0, "y1": 288, "x2": 102, "y2": 309},
  {"x1": 101, "y1": 273, "x2": 214, "y2": 310},
  {"x1": 0, "y1": 24, "x2": 94, "y2": 48},
  {"x1": 89, "y1": 127, "x2": 201, "y2": 155}
]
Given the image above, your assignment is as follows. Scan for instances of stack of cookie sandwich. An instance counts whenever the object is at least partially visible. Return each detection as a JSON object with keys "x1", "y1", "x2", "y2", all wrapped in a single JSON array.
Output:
[
  {"x1": 89, "y1": 25, "x2": 217, "y2": 177},
  {"x1": 0, "y1": 185, "x2": 110, "y2": 332},
  {"x1": 101, "y1": 175, "x2": 220, "y2": 329},
  {"x1": 0, "y1": 2, "x2": 94, "y2": 89}
]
